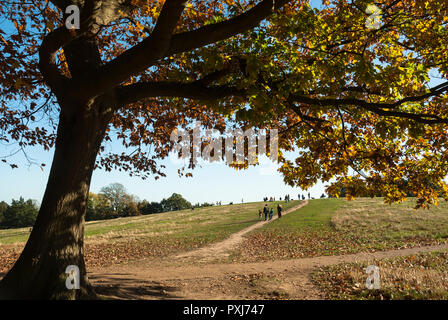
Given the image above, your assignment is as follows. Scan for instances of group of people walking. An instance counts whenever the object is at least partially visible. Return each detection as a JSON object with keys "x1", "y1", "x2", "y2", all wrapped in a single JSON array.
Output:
[
  {"x1": 297, "y1": 192, "x2": 311, "y2": 200},
  {"x1": 264, "y1": 193, "x2": 312, "y2": 203},
  {"x1": 259, "y1": 203, "x2": 283, "y2": 221}
]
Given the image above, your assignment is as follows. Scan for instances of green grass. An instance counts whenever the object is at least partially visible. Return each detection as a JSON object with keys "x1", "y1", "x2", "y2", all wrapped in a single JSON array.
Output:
[
  {"x1": 0, "y1": 200, "x2": 302, "y2": 271},
  {"x1": 0, "y1": 200, "x2": 301, "y2": 245},
  {"x1": 3, "y1": 197, "x2": 448, "y2": 270},
  {"x1": 260, "y1": 198, "x2": 342, "y2": 231},
  {"x1": 332, "y1": 197, "x2": 448, "y2": 242},
  {"x1": 0, "y1": 227, "x2": 33, "y2": 245},
  {"x1": 230, "y1": 198, "x2": 448, "y2": 262}
]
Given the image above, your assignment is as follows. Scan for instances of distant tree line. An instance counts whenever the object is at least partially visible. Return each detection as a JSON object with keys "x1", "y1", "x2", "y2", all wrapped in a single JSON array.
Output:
[
  {"x1": 192, "y1": 202, "x2": 215, "y2": 209},
  {"x1": 86, "y1": 183, "x2": 196, "y2": 221},
  {"x1": 0, "y1": 183, "x2": 207, "y2": 229},
  {"x1": 0, "y1": 198, "x2": 39, "y2": 229}
]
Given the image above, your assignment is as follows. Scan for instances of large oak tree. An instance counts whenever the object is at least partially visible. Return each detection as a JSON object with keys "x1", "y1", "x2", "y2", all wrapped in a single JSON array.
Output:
[{"x1": 0, "y1": 0, "x2": 447, "y2": 299}]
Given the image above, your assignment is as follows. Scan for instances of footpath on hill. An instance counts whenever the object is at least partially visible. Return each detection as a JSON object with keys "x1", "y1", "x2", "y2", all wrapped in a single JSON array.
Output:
[
  {"x1": 89, "y1": 201, "x2": 448, "y2": 299},
  {"x1": 173, "y1": 200, "x2": 309, "y2": 263}
]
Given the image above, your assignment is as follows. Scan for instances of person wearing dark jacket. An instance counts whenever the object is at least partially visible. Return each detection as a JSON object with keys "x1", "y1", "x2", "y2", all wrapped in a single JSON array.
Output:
[
  {"x1": 263, "y1": 204, "x2": 269, "y2": 221},
  {"x1": 277, "y1": 204, "x2": 283, "y2": 219}
]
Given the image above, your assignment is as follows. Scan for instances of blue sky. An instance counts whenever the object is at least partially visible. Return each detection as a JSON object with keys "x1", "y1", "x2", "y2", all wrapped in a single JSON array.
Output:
[
  {"x1": 0, "y1": 142, "x2": 327, "y2": 205},
  {"x1": 0, "y1": 1, "x2": 330, "y2": 205},
  {"x1": 6, "y1": 1, "x2": 445, "y2": 206}
]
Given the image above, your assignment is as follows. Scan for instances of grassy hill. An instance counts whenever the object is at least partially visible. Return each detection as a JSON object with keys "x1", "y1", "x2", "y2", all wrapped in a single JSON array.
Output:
[
  {"x1": 2, "y1": 198, "x2": 448, "y2": 300},
  {"x1": 0, "y1": 200, "x2": 300, "y2": 246},
  {"x1": 2, "y1": 198, "x2": 448, "y2": 272},
  {"x1": 0, "y1": 200, "x2": 301, "y2": 272},
  {"x1": 230, "y1": 198, "x2": 448, "y2": 262}
]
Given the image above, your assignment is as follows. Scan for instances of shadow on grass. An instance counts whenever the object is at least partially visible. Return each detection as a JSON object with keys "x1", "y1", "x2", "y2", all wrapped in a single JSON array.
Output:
[{"x1": 90, "y1": 273, "x2": 182, "y2": 300}]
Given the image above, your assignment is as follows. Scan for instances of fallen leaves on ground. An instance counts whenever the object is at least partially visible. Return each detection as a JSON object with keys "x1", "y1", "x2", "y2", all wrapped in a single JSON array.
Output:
[
  {"x1": 311, "y1": 251, "x2": 448, "y2": 300},
  {"x1": 0, "y1": 236, "x2": 213, "y2": 274},
  {"x1": 231, "y1": 230, "x2": 448, "y2": 263},
  {"x1": 0, "y1": 245, "x2": 22, "y2": 273}
]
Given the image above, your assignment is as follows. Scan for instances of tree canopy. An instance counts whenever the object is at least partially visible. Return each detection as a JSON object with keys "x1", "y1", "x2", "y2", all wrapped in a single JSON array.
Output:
[
  {"x1": 1, "y1": 1, "x2": 448, "y2": 209},
  {"x1": 161, "y1": 192, "x2": 192, "y2": 211},
  {"x1": 1, "y1": 0, "x2": 448, "y2": 299},
  {"x1": 86, "y1": 186, "x2": 192, "y2": 220}
]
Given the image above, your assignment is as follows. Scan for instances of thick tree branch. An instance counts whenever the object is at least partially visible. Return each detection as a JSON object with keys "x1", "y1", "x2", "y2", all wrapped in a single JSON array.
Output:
[
  {"x1": 81, "y1": 0, "x2": 187, "y2": 96},
  {"x1": 166, "y1": 0, "x2": 291, "y2": 55},
  {"x1": 289, "y1": 81, "x2": 448, "y2": 124},
  {"x1": 40, "y1": 0, "x2": 99, "y2": 94},
  {"x1": 115, "y1": 81, "x2": 244, "y2": 106},
  {"x1": 38, "y1": 27, "x2": 76, "y2": 93},
  {"x1": 85, "y1": 0, "x2": 291, "y2": 98},
  {"x1": 286, "y1": 100, "x2": 329, "y2": 123},
  {"x1": 115, "y1": 61, "x2": 247, "y2": 106},
  {"x1": 48, "y1": 0, "x2": 71, "y2": 10}
]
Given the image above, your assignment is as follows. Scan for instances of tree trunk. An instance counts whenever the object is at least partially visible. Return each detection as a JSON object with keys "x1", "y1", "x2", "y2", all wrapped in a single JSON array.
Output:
[{"x1": 0, "y1": 104, "x2": 110, "y2": 299}]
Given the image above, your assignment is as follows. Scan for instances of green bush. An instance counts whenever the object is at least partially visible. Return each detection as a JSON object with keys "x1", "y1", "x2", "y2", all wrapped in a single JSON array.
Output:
[{"x1": 0, "y1": 198, "x2": 38, "y2": 229}]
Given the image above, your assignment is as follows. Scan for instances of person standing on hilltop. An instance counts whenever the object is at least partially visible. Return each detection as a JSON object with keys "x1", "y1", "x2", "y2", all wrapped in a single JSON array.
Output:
[
  {"x1": 277, "y1": 204, "x2": 283, "y2": 219},
  {"x1": 263, "y1": 204, "x2": 269, "y2": 221}
]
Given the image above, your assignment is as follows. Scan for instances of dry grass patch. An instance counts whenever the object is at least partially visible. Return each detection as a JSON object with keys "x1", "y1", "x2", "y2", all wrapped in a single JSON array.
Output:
[
  {"x1": 1, "y1": 201, "x2": 293, "y2": 245},
  {"x1": 332, "y1": 198, "x2": 448, "y2": 239},
  {"x1": 312, "y1": 250, "x2": 448, "y2": 299},
  {"x1": 231, "y1": 198, "x2": 448, "y2": 263},
  {"x1": 0, "y1": 201, "x2": 300, "y2": 273}
]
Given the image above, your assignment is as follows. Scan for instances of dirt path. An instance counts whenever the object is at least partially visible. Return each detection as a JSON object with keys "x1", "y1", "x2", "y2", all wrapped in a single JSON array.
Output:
[
  {"x1": 90, "y1": 243, "x2": 448, "y2": 299},
  {"x1": 174, "y1": 200, "x2": 309, "y2": 263},
  {"x1": 89, "y1": 199, "x2": 448, "y2": 300}
]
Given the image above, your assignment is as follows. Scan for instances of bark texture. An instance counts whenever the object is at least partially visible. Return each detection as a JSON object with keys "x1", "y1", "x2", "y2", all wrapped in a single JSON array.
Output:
[{"x1": 0, "y1": 105, "x2": 110, "y2": 299}]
